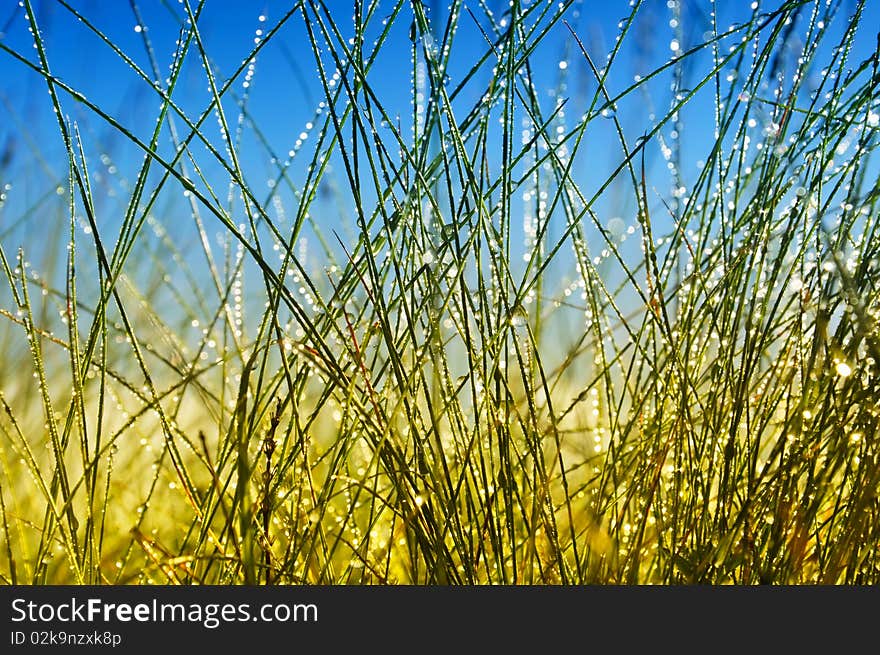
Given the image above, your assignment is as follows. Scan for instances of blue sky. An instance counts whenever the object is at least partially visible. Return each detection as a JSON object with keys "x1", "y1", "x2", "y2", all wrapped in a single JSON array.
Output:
[{"x1": 1, "y1": 0, "x2": 878, "y2": 279}]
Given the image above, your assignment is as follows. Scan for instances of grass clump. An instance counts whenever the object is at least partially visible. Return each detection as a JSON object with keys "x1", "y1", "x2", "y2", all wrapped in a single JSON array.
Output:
[{"x1": 0, "y1": 0, "x2": 878, "y2": 584}]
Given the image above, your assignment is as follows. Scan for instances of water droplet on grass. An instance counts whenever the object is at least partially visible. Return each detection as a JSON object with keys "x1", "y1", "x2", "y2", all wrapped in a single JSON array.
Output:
[{"x1": 835, "y1": 362, "x2": 852, "y2": 378}]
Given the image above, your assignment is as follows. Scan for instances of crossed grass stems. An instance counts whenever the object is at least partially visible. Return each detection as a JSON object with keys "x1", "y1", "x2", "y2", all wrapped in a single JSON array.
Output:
[{"x1": 0, "y1": 0, "x2": 878, "y2": 584}]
